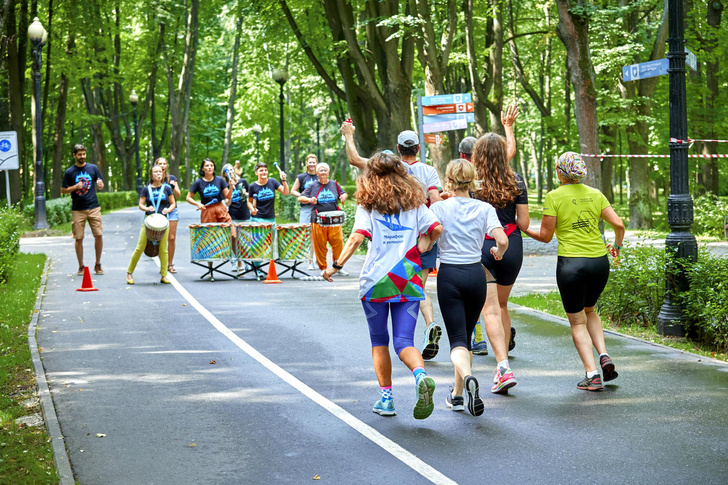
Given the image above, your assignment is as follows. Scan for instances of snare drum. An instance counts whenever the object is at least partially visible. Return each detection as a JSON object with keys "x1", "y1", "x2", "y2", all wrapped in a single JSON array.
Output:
[
  {"x1": 143, "y1": 213, "x2": 169, "y2": 257},
  {"x1": 316, "y1": 210, "x2": 346, "y2": 227},
  {"x1": 276, "y1": 224, "x2": 311, "y2": 260},
  {"x1": 189, "y1": 223, "x2": 233, "y2": 261},
  {"x1": 235, "y1": 223, "x2": 274, "y2": 261}
]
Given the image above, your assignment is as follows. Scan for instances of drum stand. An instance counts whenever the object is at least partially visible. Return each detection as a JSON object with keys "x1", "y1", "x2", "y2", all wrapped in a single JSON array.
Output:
[
  {"x1": 274, "y1": 259, "x2": 310, "y2": 279},
  {"x1": 191, "y1": 260, "x2": 240, "y2": 282}
]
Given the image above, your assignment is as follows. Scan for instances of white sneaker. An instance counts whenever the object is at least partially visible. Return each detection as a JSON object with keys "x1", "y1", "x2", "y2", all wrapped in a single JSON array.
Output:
[
  {"x1": 338, "y1": 269, "x2": 350, "y2": 276},
  {"x1": 307, "y1": 264, "x2": 315, "y2": 270}
]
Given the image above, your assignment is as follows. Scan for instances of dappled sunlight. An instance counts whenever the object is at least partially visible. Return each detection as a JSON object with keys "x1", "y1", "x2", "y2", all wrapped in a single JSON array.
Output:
[{"x1": 182, "y1": 388, "x2": 293, "y2": 403}]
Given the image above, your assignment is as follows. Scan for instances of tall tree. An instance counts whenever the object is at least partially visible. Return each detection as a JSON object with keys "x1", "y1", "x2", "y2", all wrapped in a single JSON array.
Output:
[
  {"x1": 221, "y1": 12, "x2": 243, "y2": 167},
  {"x1": 50, "y1": 32, "x2": 74, "y2": 198}
]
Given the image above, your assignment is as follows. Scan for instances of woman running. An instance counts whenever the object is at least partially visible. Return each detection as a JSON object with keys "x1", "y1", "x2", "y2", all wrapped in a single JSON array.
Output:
[
  {"x1": 186, "y1": 158, "x2": 232, "y2": 223},
  {"x1": 322, "y1": 152, "x2": 442, "y2": 420},
  {"x1": 153, "y1": 158, "x2": 181, "y2": 274},
  {"x1": 126, "y1": 165, "x2": 176, "y2": 285},
  {"x1": 524, "y1": 152, "x2": 625, "y2": 390},
  {"x1": 430, "y1": 159, "x2": 507, "y2": 416}
]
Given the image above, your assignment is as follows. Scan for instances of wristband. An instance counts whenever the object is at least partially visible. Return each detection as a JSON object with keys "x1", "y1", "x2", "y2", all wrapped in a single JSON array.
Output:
[
  {"x1": 332, "y1": 261, "x2": 344, "y2": 270},
  {"x1": 614, "y1": 244, "x2": 622, "y2": 250}
]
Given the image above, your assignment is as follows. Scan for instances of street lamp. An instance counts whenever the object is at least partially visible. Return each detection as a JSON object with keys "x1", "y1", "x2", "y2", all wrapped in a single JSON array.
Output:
[
  {"x1": 129, "y1": 90, "x2": 142, "y2": 194},
  {"x1": 656, "y1": 0, "x2": 697, "y2": 337},
  {"x1": 28, "y1": 17, "x2": 48, "y2": 230},
  {"x1": 271, "y1": 69, "x2": 288, "y2": 171},
  {"x1": 252, "y1": 124, "x2": 262, "y2": 164},
  {"x1": 314, "y1": 108, "x2": 321, "y2": 162}
]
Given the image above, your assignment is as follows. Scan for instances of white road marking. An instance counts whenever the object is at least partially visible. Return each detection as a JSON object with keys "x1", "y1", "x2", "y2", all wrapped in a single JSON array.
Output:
[{"x1": 162, "y1": 269, "x2": 456, "y2": 485}]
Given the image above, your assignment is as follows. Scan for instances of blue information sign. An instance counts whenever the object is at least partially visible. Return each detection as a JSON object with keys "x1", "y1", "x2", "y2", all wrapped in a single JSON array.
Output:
[
  {"x1": 622, "y1": 59, "x2": 669, "y2": 82},
  {"x1": 422, "y1": 113, "x2": 475, "y2": 125},
  {"x1": 420, "y1": 93, "x2": 472, "y2": 106}
]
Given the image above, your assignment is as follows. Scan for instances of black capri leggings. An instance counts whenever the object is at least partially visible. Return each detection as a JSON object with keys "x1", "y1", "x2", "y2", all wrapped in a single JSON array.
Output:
[
  {"x1": 436, "y1": 262, "x2": 487, "y2": 351},
  {"x1": 556, "y1": 255, "x2": 610, "y2": 314}
]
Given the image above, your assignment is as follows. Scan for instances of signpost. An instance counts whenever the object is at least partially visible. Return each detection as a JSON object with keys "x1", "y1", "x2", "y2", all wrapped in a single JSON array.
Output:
[
  {"x1": 417, "y1": 93, "x2": 473, "y2": 164},
  {"x1": 422, "y1": 103, "x2": 474, "y2": 115},
  {"x1": 424, "y1": 134, "x2": 444, "y2": 145},
  {"x1": 422, "y1": 113, "x2": 475, "y2": 125},
  {"x1": 622, "y1": 48, "x2": 698, "y2": 82},
  {"x1": 0, "y1": 131, "x2": 19, "y2": 207}
]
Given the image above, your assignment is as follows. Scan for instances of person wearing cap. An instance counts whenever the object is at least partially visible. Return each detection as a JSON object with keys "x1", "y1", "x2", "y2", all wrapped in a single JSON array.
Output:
[
  {"x1": 458, "y1": 136, "x2": 478, "y2": 161},
  {"x1": 524, "y1": 151, "x2": 625, "y2": 391}
]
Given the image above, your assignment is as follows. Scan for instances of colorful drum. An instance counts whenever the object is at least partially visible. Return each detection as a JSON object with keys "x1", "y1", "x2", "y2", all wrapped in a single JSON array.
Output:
[
  {"x1": 276, "y1": 224, "x2": 311, "y2": 260},
  {"x1": 144, "y1": 213, "x2": 169, "y2": 257},
  {"x1": 189, "y1": 223, "x2": 233, "y2": 261},
  {"x1": 316, "y1": 210, "x2": 346, "y2": 226},
  {"x1": 235, "y1": 223, "x2": 273, "y2": 261}
]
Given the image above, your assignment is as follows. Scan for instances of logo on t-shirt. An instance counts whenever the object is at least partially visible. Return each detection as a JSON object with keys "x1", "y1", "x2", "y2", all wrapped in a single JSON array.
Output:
[
  {"x1": 232, "y1": 187, "x2": 242, "y2": 203},
  {"x1": 256, "y1": 187, "x2": 275, "y2": 202},
  {"x1": 375, "y1": 213, "x2": 412, "y2": 232},
  {"x1": 572, "y1": 210, "x2": 597, "y2": 233},
  {"x1": 303, "y1": 178, "x2": 315, "y2": 190},
  {"x1": 202, "y1": 184, "x2": 220, "y2": 199},
  {"x1": 318, "y1": 188, "x2": 337, "y2": 205},
  {"x1": 75, "y1": 172, "x2": 92, "y2": 196}
]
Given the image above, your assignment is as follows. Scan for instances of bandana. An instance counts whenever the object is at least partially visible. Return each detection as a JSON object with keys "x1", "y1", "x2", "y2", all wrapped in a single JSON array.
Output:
[{"x1": 556, "y1": 152, "x2": 586, "y2": 181}]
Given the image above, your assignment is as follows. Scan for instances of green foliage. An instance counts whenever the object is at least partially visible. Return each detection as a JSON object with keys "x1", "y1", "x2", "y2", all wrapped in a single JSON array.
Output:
[
  {"x1": 0, "y1": 208, "x2": 21, "y2": 285},
  {"x1": 276, "y1": 194, "x2": 300, "y2": 224},
  {"x1": 691, "y1": 195, "x2": 728, "y2": 239},
  {"x1": 21, "y1": 198, "x2": 73, "y2": 227},
  {"x1": 97, "y1": 192, "x2": 140, "y2": 212}
]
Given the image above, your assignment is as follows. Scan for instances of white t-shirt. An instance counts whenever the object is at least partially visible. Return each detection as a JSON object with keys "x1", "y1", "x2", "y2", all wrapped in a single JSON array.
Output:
[
  {"x1": 352, "y1": 204, "x2": 440, "y2": 301},
  {"x1": 430, "y1": 197, "x2": 502, "y2": 264},
  {"x1": 402, "y1": 160, "x2": 442, "y2": 199}
]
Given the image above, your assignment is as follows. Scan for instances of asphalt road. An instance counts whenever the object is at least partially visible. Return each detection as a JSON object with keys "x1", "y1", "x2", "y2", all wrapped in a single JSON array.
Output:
[{"x1": 22, "y1": 203, "x2": 728, "y2": 484}]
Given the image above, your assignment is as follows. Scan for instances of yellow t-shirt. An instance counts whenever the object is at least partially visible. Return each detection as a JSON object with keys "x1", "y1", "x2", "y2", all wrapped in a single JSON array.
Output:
[{"x1": 543, "y1": 183, "x2": 610, "y2": 257}]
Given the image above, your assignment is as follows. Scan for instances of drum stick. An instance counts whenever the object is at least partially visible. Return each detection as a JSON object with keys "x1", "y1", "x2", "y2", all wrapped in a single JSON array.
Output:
[
  {"x1": 273, "y1": 162, "x2": 284, "y2": 175},
  {"x1": 205, "y1": 198, "x2": 219, "y2": 206}
]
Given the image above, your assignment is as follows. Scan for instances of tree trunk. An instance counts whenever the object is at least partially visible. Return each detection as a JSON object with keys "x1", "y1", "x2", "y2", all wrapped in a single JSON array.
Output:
[
  {"x1": 698, "y1": 0, "x2": 723, "y2": 195},
  {"x1": 222, "y1": 13, "x2": 243, "y2": 167},
  {"x1": 5, "y1": 0, "x2": 26, "y2": 203},
  {"x1": 50, "y1": 32, "x2": 74, "y2": 198}
]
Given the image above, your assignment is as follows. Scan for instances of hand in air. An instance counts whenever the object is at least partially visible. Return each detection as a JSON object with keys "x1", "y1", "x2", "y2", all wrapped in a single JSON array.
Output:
[
  {"x1": 490, "y1": 246, "x2": 503, "y2": 261},
  {"x1": 339, "y1": 122, "x2": 355, "y2": 137},
  {"x1": 322, "y1": 268, "x2": 337, "y2": 282},
  {"x1": 501, "y1": 104, "x2": 520, "y2": 127}
]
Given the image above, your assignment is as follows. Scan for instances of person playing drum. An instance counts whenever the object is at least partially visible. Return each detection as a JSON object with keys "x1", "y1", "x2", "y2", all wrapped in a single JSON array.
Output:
[
  {"x1": 298, "y1": 162, "x2": 349, "y2": 276},
  {"x1": 126, "y1": 165, "x2": 176, "y2": 285},
  {"x1": 152, "y1": 157, "x2": 181, "y2": 274},
  {"x1": 186, "y1": 158, "x2": 233, "y2": 223},
  {"x1": 247, "y1": 162, "x2": 289, "y2": 223}
]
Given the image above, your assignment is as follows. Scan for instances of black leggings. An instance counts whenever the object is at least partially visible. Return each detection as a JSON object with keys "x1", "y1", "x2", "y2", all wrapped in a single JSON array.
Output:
[
  {"x1": 556, "y1": 255, "x2": 610, "y2": 313},
  {"x1": 437, "y1": 262, "x2": 487, "y2": 351},
  {"x1": 482, "y1": 231, "x2": 523, "y2": 285}
]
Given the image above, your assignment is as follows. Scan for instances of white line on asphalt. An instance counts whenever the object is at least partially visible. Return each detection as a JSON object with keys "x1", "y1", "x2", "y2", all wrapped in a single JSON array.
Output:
[{"x1": 164, "y1": 271, "x2": 456, "y2": 485}]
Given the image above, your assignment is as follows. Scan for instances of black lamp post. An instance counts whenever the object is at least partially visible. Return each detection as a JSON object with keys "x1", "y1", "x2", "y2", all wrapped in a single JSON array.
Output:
[
  {"x1": 314, "y1": 108, "x2": 321, "y2": 161},
  {"x1": 252, "y1": 124, "x2": 262, "y2": 164},
  {"x1": 129, "y1": 90, "x2": 142, "y2": 194},
  {"x1": 28, "y1": 18, "x2": 48, "y2": 230},
  {"x1": 272, "y1": 69, "x2": 288, "y2": 171},
  {"x1": 656, "y1": 0, "x2": 697, "y2": 337}
]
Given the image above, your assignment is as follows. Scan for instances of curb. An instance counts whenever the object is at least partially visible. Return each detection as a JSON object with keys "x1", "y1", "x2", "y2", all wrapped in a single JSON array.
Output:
[
  {"x1": 27, "y1": 258, "x2": 75, "y2": 485},
  {"x1": 509, "y1": 303, "x2": 728, "y2": 367}
]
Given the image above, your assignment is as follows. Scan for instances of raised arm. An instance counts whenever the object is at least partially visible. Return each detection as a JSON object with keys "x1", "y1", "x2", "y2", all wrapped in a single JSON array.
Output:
[
  {"x1": 340, "y1": 122, "x2": 368, "y2": 170},
  {"x1": 501, "y1": 104, "x2": 520, "y2": 163}
]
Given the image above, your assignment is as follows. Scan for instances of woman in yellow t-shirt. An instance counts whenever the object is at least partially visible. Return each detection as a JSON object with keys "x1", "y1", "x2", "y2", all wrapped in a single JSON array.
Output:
[{"x1": 524, "y1": 152, "x2": 625, "y2": 391}]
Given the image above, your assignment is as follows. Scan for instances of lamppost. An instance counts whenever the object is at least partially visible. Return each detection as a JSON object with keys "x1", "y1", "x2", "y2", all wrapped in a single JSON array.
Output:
[
  {"x1": 252, "y1": 124, "x2": 262, "y2": 164},
  {"x1": 129, "y1": 90, "x2": 142, "y2": 194},
  {"x1": 28, "y1": 18, "x2": 48, "y2": 230},
  {"x1": 314, "y1": 108, "x2": 321, "y2": 161},
  {"x1": 271, "y1": 69, "x2": 288, "y2": 171},
  {"x1": 656, "y1": 0, "x2": 697, "y2": 337}
]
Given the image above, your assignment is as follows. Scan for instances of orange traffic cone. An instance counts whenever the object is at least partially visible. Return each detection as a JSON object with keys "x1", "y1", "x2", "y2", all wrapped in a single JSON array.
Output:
[
  {"x1": 429, "y1": 267, "x2": 438, "y2": 277},
  {"x1": 77, "y1": 266, "x2": 99, "y2": 292},
  {"x1": 263, "y1": 259, "x2": 282, "y2": 284}
]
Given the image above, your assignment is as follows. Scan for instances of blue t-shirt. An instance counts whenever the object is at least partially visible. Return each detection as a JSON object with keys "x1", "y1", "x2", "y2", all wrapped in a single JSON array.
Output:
[
  {"x1": 301, "y1": 180, "x2": 345, "y2": 223},
  {"x1": 190, "y1": 176, "x2": 228, "y2": 206},
  {"x1": 62, "y1": 163, "x2": 104, "y2": 211},
  {"x1": 229, "y1": 179, "x2": 250, "y2": 221},
  {"x1": 297, "y1": 172, "x2": 319, "y2": 207},
  {"x1": 141, "y1": 184, "x2": 174, "y2": 216},
  {"x1": 249, "y1": 179, "x2": 282, "y2": 220}
]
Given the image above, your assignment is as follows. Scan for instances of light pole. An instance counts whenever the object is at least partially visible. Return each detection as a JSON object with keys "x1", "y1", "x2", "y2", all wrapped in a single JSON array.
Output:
[
  {"x1": 28, "y1": 18, "x2": 48, "y2": 230},
  {"x1": 656, "y1": 0, "x2": 697, "y2": 337},
  {"x1": 271, "y1": 69, "x2": 288, "y2": 171},
  {"x1": 129, "y1": 90, "x2": 142, "y2": 194},
  {"x1": 314, "y1": 108, "x2": 321, "y2": 162},
  {"x1": 252, "y1": 124, "x2": 262, "y2": 164}
]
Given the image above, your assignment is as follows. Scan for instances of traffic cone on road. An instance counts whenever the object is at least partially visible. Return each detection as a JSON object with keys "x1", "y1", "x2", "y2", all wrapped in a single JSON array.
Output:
[
  {"x1": 429, "y1": 267, "x2": 438, "y2": 277},
  {"x1": 263, "y1": 259, "x2": 282, "y2": 284},
  {"x1": 77, "y1": 266, "x2": 99, "y2": 292}
]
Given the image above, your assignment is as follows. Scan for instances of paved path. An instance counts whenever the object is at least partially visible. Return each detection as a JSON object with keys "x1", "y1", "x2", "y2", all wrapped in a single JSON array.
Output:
[{"x1": 22, "y1": 204, "x2": 728, "y2": 484}]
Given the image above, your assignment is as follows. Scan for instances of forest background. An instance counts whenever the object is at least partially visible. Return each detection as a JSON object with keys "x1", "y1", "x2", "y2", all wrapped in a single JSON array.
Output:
[{"x1": 1, "y1": 0, "x2": 726, "y2": 230}]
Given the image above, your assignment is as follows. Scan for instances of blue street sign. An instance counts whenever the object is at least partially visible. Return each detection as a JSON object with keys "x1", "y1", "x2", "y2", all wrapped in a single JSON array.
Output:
[
  {"x1": 420, "y1": 93, "x2": 472, "y2": 106},
  {"x1": 422, "y1": 113, "x2": 475, "y2": 125},
  {"x1": 622, "y1": 58, "x2": 669, "y2": 82}
]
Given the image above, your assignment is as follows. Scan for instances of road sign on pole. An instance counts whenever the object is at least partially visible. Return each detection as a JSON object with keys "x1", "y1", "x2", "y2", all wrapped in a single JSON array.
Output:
[
  {"x1": 423, "y1": 113, "x2": 475, "y2": 125},
  {"x1": 420, "y1": 93, "x2": 472, "y2": 106},
  {"x1": 0, "y1": 131, "x2": 19, "y2": 170},
  {"x1": 622, "y1": 58, "x2": 670, "y2": 82},
  {"x1": 423, "y1": 118, "x2": 468, "y2": 134},
  {"x1": 424, "y1": 134, "x2": 444, "y2": 144},
  {"x1": 422, "y1": 103, "x2": 474, "y2": 115}
]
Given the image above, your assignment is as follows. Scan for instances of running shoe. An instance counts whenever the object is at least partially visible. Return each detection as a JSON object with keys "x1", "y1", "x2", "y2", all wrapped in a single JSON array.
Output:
[
  {"x1": 463, "y1": 376, "x2": 484, "y2": 416},
  {"x1": 413, "y1": 375, "x2": 436, "y2": 420},
  {"x1": 508, "y1": 326, "x2": 517, "y2": 352},
  {"x1": 338, "y1": 269, "x2": 350, "y2": 276},
  {"x1": 446, "y1": 388, "x2": 464, "y2": 412},
  {"x1": 600, "y1": 355, "x2": 619, "y2": 382},
  {"x1": 373, "y1": 398, "x2": 396, "y2": 416},
  {"x1": 491, "y1": 367, "x2": 517, "y2": 394},
  {"x1": 471, "y1": 338, "x2": 488, "y2": 355},
  {"x1": 577, "y1": 374, "x2": 604, "y2": 391},
  {"x1": 421, "y1": 323, "x2": 442, "y2": 360}
]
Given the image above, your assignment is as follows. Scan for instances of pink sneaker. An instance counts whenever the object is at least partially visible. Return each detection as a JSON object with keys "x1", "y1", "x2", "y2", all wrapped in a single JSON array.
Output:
[{"x1": 491, "y1": 367, "x2": 517, "y2": 394}]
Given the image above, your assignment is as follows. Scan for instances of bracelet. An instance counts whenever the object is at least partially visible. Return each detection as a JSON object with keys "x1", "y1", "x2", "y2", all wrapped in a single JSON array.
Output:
[
  {"x1": 614, "y1": 244, "x2": 622, "y2": 250},
  {"x1": 332, "y1": 261, "x2": 344, "y2": 270}
]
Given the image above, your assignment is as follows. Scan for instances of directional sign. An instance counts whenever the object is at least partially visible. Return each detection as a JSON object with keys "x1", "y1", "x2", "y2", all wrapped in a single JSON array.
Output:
[
  {"x1": 424, "y1": 134, "x2": 444, "y2": 145},
  {"x1": 420, "y1": 93, "x2": 472, "y2": 107},
  {"x1": 423, "y1": 118, "x2": 468, "y2": 134},
  {"x1": 423, "y1": 113, "x2": 475, "y2": 125},
  {"x1": 685, "y1": 48, "x2": 697, "y2": 71},
  {"x1": 0, "y1": 131, "x2": 19, "y2": 170},
  {"x1": 622, "y1": 59, "x2": 669, "y2": 82},
  {"x1": 422, "y1": 103, "x2": 474, "y2": 115}
]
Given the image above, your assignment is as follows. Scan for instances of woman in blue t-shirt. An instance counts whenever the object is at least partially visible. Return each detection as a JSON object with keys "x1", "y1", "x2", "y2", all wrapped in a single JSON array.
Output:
[
  {"x1": 247, "y1": 162, "x2": 289, "y2": 223},
  {"x1": 186, "y1": 158, "x2": 232, "y2": 223},
  {"x1": 153, "y1": 157, "x2": 181, "y2": 274}
]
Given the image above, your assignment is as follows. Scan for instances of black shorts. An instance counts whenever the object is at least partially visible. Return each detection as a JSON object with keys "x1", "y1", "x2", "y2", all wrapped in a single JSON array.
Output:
[
  {"x1": 481, "y1": 231, "x2": 523, "y2": 286},
  {"x1": 556, "y1": 255, "x2": 610, "y2": 313},
  {"x1": 436, "y1": 262, "x2": 487, "y2": 351}
]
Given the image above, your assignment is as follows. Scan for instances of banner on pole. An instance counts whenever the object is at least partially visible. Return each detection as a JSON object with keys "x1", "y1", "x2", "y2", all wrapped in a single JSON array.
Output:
[{"x1": 0, "y1": 131, "x2": 19, "y2": 170}]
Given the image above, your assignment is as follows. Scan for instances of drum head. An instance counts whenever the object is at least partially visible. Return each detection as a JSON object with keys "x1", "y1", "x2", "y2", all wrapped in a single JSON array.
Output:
[{"x1": 145, "y1": 213, "x2": 169, "y2": 231}]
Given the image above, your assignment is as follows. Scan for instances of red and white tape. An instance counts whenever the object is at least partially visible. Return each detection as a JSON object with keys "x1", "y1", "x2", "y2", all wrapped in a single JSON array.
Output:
[
  {"x1": 581, "y1": 153, "x2": 728, "y2": 159},
  {"x1": 670, "y1": 137, "x2": 728, "y2": 144}
]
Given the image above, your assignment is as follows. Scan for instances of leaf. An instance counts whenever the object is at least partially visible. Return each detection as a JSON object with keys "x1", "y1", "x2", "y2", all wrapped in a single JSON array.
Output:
[
  {"x1": 313, "y1": 475, "x2": 320, "y2": 480},
  {"x1": 210, "y1": 360, "x2": 216, "y2": 364}
]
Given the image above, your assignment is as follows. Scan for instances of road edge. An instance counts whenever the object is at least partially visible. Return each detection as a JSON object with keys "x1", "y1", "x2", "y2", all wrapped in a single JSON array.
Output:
[{"x1": 27, "y1": 258, "x2": 75, "y2": 485}]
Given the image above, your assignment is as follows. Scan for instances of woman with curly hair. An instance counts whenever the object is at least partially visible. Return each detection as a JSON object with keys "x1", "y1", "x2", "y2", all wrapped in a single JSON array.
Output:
[
  {"x1": 472, "y1": 106, "x2": 529, "y2": 394},
  {"x1": 323, "y1": 152, "x2": 442, "y2": 420}
]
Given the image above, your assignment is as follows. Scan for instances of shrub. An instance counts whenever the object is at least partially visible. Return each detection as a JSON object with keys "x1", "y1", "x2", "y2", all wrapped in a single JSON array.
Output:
[
  {"x1": 22, "y1": 197, "x2": 73, "y2": 227},
  {"x1": 276, "y1": 193, "x2": 299, "y2": 223},
  {"x1": 97, "y1": 191, "x2": 139, "y2": 212},
  {"x1": 692, "y1": 195, "x2": 728, "y2": 238},
  {"x1": 0, "y1": 207, "x2": 21, "y2": 284}
]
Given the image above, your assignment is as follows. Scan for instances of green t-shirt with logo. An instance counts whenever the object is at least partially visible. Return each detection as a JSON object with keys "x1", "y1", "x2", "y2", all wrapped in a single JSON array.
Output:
[{"x1": 543, "y1": 183, "x2": 610, "y2": 257}]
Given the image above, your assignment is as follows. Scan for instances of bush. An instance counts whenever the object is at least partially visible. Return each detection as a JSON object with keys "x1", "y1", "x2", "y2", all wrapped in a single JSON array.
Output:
[
  {"x1": 692, "y1": 195, "x2": 728, "y2": 238},
  {"x1": 97, "y1": 191, "x2": 139, "y2": 212},
  {"x1": 0, "y1": 208, "x2": 21, "y2": 284},
  {"x1": 22, "y1": 197, "x2": 73, "y2": 227},
  {"x1": 276, "y1": 193, "x2": 300, "y2": 223}
]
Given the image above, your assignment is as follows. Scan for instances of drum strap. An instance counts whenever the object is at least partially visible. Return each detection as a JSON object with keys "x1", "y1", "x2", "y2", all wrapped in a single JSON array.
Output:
[
  {"x1": 313, "y1": 182, "x2": 342, "y2": 214},
  {"x1": 149, "y1": 184, "x2": 164, "y2": 215}
]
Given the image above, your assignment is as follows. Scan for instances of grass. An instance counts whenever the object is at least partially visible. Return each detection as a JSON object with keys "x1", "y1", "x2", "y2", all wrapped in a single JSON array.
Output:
[
  {"x1": 0, "y1": 253, "x2": 59, "y2": 484},
  {"x1": 510, "y1": 291, "x2": 728, "y2": 362}
]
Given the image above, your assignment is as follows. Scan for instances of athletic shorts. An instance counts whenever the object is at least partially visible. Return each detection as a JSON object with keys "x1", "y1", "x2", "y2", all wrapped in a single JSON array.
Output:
[
  {"x1": 556, "y1": 255, "x2": 610, "y2": 313},
  {"x1": 299, "y1": 205, "x2": 313, "y2": 225},
  {"x1": 481, "y1": 231, "x2": 523, "y2": 286},
  {"x1": 420, "y1": 241, "x2": 438, "y2": 270},
  {"x1": 437, "y1": 262, "x2": 487, "y2": 351},
  {"x1": 72, "y1": 207, "x2": 103, "y2": 239},
  {"x1": 167, "y1": 208, "x2": 179, "y2": 222}
]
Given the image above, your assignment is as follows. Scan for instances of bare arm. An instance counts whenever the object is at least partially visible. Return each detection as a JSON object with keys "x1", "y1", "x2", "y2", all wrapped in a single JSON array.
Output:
[
  {"x1": 247, "y1": 197, "x2": 257, "y2": 216},
  {"x1": 187, "y1": 191, "x2": 204, "y2": 210},
  {"x1": 523, "y1": 215, "x2": 556, "y2": 243},
  {"x1": 61, "y1": 183, "x2": 80, "y2": 195},
  {"x1": 163, "y1": 195, "x2": 177, "y2": 214},
  {"x1": 501, "y1": 104, "x2": 520, "y2": 163},
  {"x1": 277, "y1": 179, "x2": 289, "y2": 195},
  {"x1": 489, "y1": 227, "x2": 509, "y2": 260},
  {"x1": 138, "y1": 196, "x2": 151, "y2": 212},
  {"x1": 290, "y1": 178, "x2": 302, "y2": 197},
  {"x1": 516, "y1": 203, "x2": 530, "y2": 232},
  {"x1": 170, "y1": 179, "x2": 181, "y2": 198},
  {"x1": 322, "y1": 232, "x2": 366, "y2": 281},
  {"x1": 602, "y1": 206, "x2": 625, "y2": 257},
  {"x1": 418, "y1": 223, "x2": 443, "y2": 253},
  {"x1": 340, "y1": 193, "x2": 348, "y2": 203},
  {"x1": 428, "y1": 188, "x2": 443, "y2": 203},
  {"x1": 340, "y1": 122, "x2": 368, "y2": 170}
]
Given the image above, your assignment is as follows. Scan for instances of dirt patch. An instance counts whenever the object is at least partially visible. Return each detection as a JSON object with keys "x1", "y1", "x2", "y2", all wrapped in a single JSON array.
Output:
[{"x1": 22, "y1": 229, "x2": 70, "y2": 238}]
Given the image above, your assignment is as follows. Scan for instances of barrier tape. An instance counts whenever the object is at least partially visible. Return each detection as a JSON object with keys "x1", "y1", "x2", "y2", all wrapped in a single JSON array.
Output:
[
  {"x1": 670, "y1": 137, "x2": 728, "y2": 144},
  {"x1": 581, "y1": 153, "x2": 728, "y2": 159}
]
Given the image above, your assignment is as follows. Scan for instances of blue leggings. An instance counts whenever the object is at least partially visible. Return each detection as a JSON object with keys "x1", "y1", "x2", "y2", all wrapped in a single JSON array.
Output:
[{"x1": 361, "y1": 300, "x2": 420, "y2": 355}]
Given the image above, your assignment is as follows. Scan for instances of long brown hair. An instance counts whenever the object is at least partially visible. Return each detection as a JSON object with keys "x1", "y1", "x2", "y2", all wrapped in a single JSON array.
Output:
[
  {"x1": 472, "y1": 133, "x2": 520, "y2": 208},
  {"x1": 356, "y1": 152, "x2": 425, "y2": 215}
]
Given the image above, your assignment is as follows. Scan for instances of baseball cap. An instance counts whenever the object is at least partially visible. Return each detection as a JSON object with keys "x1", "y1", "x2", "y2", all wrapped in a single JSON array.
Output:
[
  {"x1": 397, "y1": 130, "x2": 419, "y2": 147},
  {"x1": 458, "y1": 136, "x2": 478, "y2": 155}
]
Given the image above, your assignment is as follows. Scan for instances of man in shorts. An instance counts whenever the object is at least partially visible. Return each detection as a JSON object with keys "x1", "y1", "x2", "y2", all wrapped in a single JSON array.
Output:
[{"x1": 61, "y1": 144, "x2": 105, "y2": 275}]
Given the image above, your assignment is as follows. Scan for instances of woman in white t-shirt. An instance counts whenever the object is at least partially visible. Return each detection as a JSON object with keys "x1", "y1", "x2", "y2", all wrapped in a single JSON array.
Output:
[
  {"x1": 323, "y1": 152, "x2": 442, "y2": 420},
  {"x1": 430, "y1": 159, "x2": 508, "y2": 416}
]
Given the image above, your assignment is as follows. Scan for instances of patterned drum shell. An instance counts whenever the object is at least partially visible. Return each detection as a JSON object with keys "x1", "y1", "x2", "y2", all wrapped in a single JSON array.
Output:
[
  {"x1": 316, "y1": 210, "x2": 346, "y2": 226},
  {"x1": 235, "y1": 223, "x2": 274, "y2": 261},
  {"x1": 144, "y1": 213, "x2": 169, "y2": 243},
  {"x1": 189, "y1": 223, "x2": 233, "y2": 261},
  {"x1": 276, "y1": 224, "x2": 311, "y2": 260}
]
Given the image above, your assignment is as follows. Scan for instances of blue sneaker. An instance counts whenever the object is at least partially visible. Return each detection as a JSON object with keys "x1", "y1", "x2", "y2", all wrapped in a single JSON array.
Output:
[
  {"x1": 421, "y1": 323, "x2": 442, "y2": 360},
  {"x1": 471, "y1": 338, "x2": 488, "y2": 355},
  {"x1": 413, "y1": 375, "x2": 436, "y2": 420},
  {"x1": 373, "y1": 398, "x2": 396, "y2": 416}
]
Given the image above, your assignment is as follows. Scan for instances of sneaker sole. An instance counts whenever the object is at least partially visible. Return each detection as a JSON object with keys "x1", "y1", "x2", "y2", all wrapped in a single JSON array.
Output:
[
  {"x1": 373, "y1": 408, "x2": 397, "y2": 416},
  {"x1": 464, "y1": 376, "x2": 484, "y2": 417},
  {"x1": 472, "y1": 344, "x2": 488, "y2": 356},
  {"x1": 508, "y1": 327, "x2": 516, "y2": 352},
  {"x1": 421, "y1": 325, "x2": 442, "y2": 360},
  {"x1": 601, "y1": 361, "x2": 619, "y2": 382},
  {"x1": 491, "y1": 376, "x2": 517, "y2": 394},
  {"x1": 413, "y1": 377, "x2": 436, "y2": 420},
  {"x1": 577, "y1": 384, "x2": 604, "y2": 391},
  {"x1": 446, "y1": 396, "x2": 465, "y2": 412}
]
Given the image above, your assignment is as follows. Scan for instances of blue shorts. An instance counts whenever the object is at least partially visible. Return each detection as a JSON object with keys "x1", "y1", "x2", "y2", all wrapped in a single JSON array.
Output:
[
  {"x1": 420, "y1": 241, "x2": 438, "y2": 270},
  {"x1": 167, "y1": 208, "x2": 179, "y2": 222},
  {"x1": 361, "y1": 300, "x2": 420, "y2": 355},
  {"x1": 299, "y1": 205, "x2": 313, "y2": 225}
]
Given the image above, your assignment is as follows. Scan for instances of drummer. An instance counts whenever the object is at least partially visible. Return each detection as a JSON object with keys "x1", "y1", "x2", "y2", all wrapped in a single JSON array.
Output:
[
  {"x1": 247, "y1": 162, "x2": 289, "y2": 223},
  {"x1": 126, "y1": 165, "x2": 176, "y2": 285},
  {"x1": 186, "y1": 158, "x2": 233, "y2": 223},
  {"x1": 298, "y1": 163, "x2": 348, "y2": 275}
]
